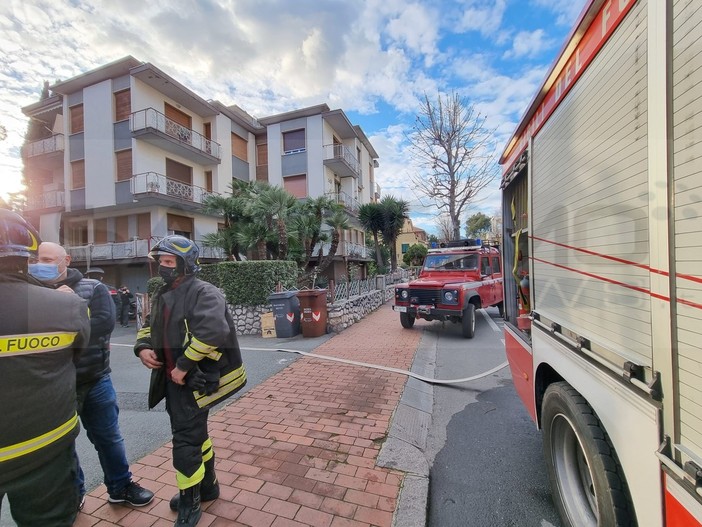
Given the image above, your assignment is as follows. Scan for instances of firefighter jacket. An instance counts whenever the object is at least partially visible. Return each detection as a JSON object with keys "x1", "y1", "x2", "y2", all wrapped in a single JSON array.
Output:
[
  {"x1": 134, "y1": 275, "x2": 246, "y2": 411},
  {"x1": 0, "y1": 272, "x2": 90, "y2": 485},
  {"x1": 55, "y1": 267, "x2": 115, "y2": 387}
]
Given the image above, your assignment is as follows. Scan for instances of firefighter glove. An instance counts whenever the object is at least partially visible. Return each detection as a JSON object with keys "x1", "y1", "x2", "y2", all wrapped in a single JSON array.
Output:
[
  {"x1": 185, "y1": 366, "x2": 206, "y2": 391},
  {"x1": 200, "y1": 370, "x2": 220, "y2": 396}
]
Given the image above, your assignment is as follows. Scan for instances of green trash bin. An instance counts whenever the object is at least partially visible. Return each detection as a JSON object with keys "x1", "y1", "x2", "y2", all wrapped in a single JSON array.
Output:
[
  {"x1": 296, "y1": 289, "x2": 328, "y2": 337},
  {"x1": 268, "y1": 291, "x2": 301, "y2": 338}
]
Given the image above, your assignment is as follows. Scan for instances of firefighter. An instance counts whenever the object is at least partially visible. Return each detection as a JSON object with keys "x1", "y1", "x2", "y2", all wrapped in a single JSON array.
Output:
[
  {"x1": 0, "y1": 209, "x2": 90, "y2": 526},
  {"x1": 134, "y1": 235, "x2": 246, "y2": 527}
]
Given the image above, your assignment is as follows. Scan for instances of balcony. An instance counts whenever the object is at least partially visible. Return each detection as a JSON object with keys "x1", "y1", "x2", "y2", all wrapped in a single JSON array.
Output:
[
  {"x1": 25, "y1": 190, "x2": 65, "y2": 211},
  {"x1": 323, "y1": 144, "x2": 360, "y2": 179},
  {"x1": 68, "y1": 238, "x2": 225, "y2": 263},
  {"x1": 326, "y1": 190, "x2": 360, "y2": 215},
  {"x1": 311, "y1": 241, "x2": 369, "y2": 259},
  {"x1": 130, "y1": 108, "x2": 221, "y2": 165},
  {"x1": 131, "y1": 172, "x2": 217, "y2": 208},
  {"x1": 22, "y1": 134, "x2": 65, "y2": 158}
]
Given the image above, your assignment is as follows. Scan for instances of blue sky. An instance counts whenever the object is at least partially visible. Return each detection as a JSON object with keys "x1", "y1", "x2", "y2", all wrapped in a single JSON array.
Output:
[{"x1": 0, "y1": 0, "x2": 587, "y2": 235}]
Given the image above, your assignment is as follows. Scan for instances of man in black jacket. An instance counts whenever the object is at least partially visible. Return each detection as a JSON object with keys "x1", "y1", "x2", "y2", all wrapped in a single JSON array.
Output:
[
  {"x1": 135, "y1": 235, "x2": 246, "y2": 527},
  {"x1": 0, "y1": 210, "x2": 90, "y2": 526},
  {"x1": 32, "y1": 242, "x2": 154, "y2": 508}
]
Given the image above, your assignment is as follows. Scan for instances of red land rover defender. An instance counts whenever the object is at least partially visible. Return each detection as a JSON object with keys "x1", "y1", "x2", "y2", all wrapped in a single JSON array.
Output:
[{"x1": 392, "y1": 239, "x2": 503, "y2": 338}]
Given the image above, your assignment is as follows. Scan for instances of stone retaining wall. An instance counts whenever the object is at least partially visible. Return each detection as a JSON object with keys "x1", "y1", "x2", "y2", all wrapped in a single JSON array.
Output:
[{"x1": 228, "y1": 285, "x2": 396, "y2": 336}]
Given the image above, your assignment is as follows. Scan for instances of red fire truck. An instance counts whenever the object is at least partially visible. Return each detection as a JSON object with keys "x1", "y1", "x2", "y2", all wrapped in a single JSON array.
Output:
[
  {"x1": 393, "y1": 239, "x2": 503, "y2": 338},
  {"x1": 500, "y1": 1, "x2": 702, "y2": 526}
]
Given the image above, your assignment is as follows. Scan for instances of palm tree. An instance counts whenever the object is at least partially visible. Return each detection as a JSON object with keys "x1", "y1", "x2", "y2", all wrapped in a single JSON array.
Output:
[
  {"x1": 250, "y1": 185, "x2": 298, "y2": 260},
  {"x1": 201, "y1": 179, "x2": 269, "y2": 260},
  {"x1": 298, "y1": 205, "x2": 349, "y2": 286},
  {"x1": 358, "y1": 202, "x2": 384, "y2": 268},
  {"x1": 379, "y1": 196, "x2": 410, "y2": 271}
]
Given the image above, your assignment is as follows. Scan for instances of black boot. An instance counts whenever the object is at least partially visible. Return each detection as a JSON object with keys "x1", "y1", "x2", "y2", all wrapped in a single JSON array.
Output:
[
  {"x1": 170, "y1": 458, "x2": 219, "y2": 511},
  {"x1": 174, "y1": 484, "x2": 201, "y2": 527}
]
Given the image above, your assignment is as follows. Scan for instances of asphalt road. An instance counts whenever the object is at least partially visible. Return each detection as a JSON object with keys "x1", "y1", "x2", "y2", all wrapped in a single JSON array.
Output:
[
  {"x1": 0, "y1": 324, "x2": 332, "y2": 527},
  {"x1": 423, "y1": 307, "x2": 563, "y2": 527}
]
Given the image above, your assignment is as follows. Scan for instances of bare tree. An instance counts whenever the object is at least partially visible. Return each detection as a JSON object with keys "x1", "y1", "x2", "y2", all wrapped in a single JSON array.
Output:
[
  {"x1": 435, "y1": 214, "x2": 453, "y2": 242},
  {"x1": 408, "y1": 92, "x2": 499, "y2": 240}
]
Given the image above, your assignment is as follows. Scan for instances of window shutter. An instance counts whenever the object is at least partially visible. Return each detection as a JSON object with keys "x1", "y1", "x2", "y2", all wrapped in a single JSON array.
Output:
[
  {"x1": 114, "y1": 89, "x2": 131, "y2": 121},
  {"x1": 116, "y1": 150, "x2": 132, "y2": 181},
  {"x1": 71, "y1": 160, "x2": 85, "y2": 189},
  {"x1": 283, "y1": 174, "x2": 307, "y2": 198},
  {"x1": 231, "y1": 133, "x2": 248, "y2": 161},
  {"x1": 70, "y1": 105, "x2": 84, "y2": 134}
]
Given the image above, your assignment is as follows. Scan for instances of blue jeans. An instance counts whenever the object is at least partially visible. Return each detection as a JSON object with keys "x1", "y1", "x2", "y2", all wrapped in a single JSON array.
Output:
[{"x1": 76, "y1": 374, "x2": 131, "y2": 496}]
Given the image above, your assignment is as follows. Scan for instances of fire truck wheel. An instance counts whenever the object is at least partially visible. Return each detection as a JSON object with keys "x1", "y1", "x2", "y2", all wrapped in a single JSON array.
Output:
[
  {"x1": 400, "y1": 312, "x2": 415, "y2": 329},
  {"x1": 462, "y1": 304, "x2": 476, "y2": 338},
  {"x1": 542, "y1": 382, "x2": 635, "y2": 527}
]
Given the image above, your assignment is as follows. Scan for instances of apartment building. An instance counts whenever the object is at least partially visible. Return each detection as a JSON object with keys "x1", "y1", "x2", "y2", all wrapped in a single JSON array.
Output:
[{"x1": 21, "y1": 56, "x2": 380, "y2": 290}]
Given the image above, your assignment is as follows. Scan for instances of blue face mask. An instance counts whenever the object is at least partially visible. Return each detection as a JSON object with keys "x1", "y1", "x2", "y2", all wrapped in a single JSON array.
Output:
[{"x1": 28, "y1": 263, "x2": 61, "y2": 282}]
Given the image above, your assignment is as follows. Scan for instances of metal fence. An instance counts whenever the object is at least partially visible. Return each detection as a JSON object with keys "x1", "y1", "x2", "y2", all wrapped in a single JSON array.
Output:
[{"x1": 327, "y1": 269, "x2": 411, "y2": 303}]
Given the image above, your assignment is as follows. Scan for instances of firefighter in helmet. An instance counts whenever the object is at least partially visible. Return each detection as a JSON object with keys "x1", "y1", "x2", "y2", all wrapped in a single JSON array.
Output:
[
  {"x1": 134, "y1": 235, "x2": 246, "y2": 527},
  {"x1": 0, "y1": 209, "x2": 90, "y2": 526}
]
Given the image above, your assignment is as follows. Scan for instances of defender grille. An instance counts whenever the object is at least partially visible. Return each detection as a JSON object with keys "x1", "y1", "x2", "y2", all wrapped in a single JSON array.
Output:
[{"x1": 409, "y1": 289, "x2": 441, "y2": 305}]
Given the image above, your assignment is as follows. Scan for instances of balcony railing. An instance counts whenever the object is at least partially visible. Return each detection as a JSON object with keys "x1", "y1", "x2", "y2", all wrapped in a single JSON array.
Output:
[
  {"x1": 21, "y1": 134, "x2": 65, "y2": 158},
  {"x1": 311, "y1": 241, "x2": 369, "y2": 259},
  {"x1": 26, "y1": 190, "x2": 65, "y2": 210},
  {"x1": 68, "y1": 238, "x2": 225, "y2": 263},
  {"x1": 326, "y1": 190, "x2": 360, "y2": 214},
  {"x1": 131, "y1": 172, "x2": 217, "y2": 204},
  {"x1": 130, "y1": 108, "x2": 221, "y2": 160},
  {"x1": 323, "y1": 144, "x2": 360, "y2": 178}
]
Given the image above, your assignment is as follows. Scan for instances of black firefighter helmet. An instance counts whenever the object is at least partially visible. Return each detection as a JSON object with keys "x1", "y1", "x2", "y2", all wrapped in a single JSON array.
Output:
[{"x1": 148, "y1": 235, "x2": 201, "y2": 275}]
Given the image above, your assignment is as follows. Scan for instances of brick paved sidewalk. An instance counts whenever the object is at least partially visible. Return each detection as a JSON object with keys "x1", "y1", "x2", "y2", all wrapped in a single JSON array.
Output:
[{"x1": 75, "y1": 303, "x2": 423, "y2": 527}]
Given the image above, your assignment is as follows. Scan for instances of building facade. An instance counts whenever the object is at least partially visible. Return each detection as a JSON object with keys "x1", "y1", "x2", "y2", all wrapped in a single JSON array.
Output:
[
  {"x1": 395, "y1": 218, "x2": 428, "y2": 267},
  {"x1": 21, "y1": 56, "x2": 380, "y2": 291}
]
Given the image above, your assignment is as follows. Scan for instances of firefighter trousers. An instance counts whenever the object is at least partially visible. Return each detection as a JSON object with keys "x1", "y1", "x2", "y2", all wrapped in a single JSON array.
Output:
[
  {"x1": 0, "y1": 444, "x2": 78, "y2": 527},
  {"x1": 166, "y1": 382, "x2": 211, "y2": 489}
]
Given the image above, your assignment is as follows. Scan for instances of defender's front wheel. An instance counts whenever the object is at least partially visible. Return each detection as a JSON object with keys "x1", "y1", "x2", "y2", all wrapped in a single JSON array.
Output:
[
  {"x1": 462, "y1": 304, "x2": 476, "y2": 338},
  {"x1": 400, "y1": 312, "x2": 415, "y2": 329}
]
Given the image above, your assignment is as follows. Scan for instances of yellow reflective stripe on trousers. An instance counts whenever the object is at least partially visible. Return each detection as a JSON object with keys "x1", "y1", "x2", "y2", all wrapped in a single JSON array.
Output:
[
  {"x1": 0, "y1": 413, "x2": 79, "y2": 462},
  {"x1": 202, "y1": 438, "x2": 214, "y2": 462},
  {"x1": 0, "y1": 332, "x2": 78, "y2": 357},
  {"x1": 176, "y1": 463, "x2": 205, "y2": 490},
  {"x1": 193, "y1": 366, "x2": 247, "y2": 408}
]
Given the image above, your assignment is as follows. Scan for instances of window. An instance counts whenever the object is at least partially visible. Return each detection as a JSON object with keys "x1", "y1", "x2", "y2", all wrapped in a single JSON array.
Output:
[
  {"x1": 402, "y1": 243, "x2": 410, "y2": 254},
  {"x1": 114, "y1": 89, "x2": 131, "y2": 121},
  {"x1": 205, "y1": 171, "x2": 213, "y2": 193},
  {"x1": 115, "y1": 216, "x2": 129, "y2": 243},
  {"x1": 116, "y1": 150, "x2": 132, "y2": 181},
  {"x1": 283, "y1": 174, "x2": 307, "y2": 198},
  {"x1": 283, "y1": 129, "x2": 305, "y2": 154},
  {"x1": 231, "y1": 133, "x2": 247, "y2": 161},
  {"x1": 137, "y1": 213, "x2": 151, "y2": 240},
  {"x1": 167, "y1": 214, "x2": 193, "y2": 238},
  {"x1": 68, "y1": 221, "x2": 88, "y2": 245},
  {"x1": 70, "y1": 104, "x2": 84, "y2": 134},
  {"x1": 256, "y1": 143, "x2": 268, "y2": 166},
  {"x1": 71, "y1": 160, "x2": 85, "y2": 189},
  {"x1": 94, "y1": 218, "x2": 108, "y2": 244},
  {"x1": 481, "y1": 257, "x2": 491, "y2": 276},
  {"x1": 492, "y1": 256, "x2": 501, "y2": 275},
  {"x1": 165, "y1": 158, "x2": 192, "y2": 184}
]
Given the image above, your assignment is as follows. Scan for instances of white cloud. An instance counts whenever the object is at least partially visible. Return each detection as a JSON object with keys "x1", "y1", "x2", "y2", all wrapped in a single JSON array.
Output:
[
  {"x1": 503, "y1": 29, "x2": 554, "y2": 59},
  {"x1": 454, "y1": 0, "x2": 507, "y2": 36}
]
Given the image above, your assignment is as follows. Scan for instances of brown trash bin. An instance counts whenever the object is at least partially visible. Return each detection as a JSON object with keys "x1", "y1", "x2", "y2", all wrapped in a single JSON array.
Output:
[{"x1": 296, "y1": 289, "x2": 328, "y2": 337}]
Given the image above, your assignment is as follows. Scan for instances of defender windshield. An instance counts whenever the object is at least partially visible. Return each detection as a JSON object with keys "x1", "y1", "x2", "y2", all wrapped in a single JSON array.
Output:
[{"x1": 423, "y1": 254, "x2": 478, "y2": 271}]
